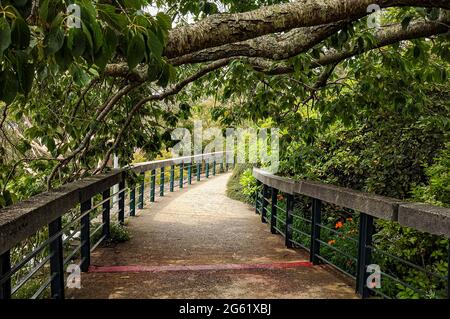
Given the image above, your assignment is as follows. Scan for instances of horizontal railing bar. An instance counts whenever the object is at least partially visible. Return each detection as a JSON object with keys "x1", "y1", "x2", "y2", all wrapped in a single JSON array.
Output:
[
  {"x1": 291, "y1": 213, "x2": 312, "y2": 223},
  {"x1": 30, "y1": 274, "x2": 54, "y2": 299},
  {"x1": 366, "y1": 286, "x2": 392, "y2": 299},
  {"x1": 1, "y1": 228, "x2": 65, "y2": 283},
  {"x1": 90, "y1": 223, "x2": 105, "y2": 240},
  {"x1": 0, "y1": 152, "x2": 229, "y2": 256},
  {"x1": 314, "y1": 254, "x2": 357, "y2": 280},
  {"x1": 315, "y1": 238, "x2": 358, "y2": 262},
  {"x1": 273, "y1": 215, "x2": 286, "y2": 224},
  {"x1": 273, "y1": 226, "x2": 285, "y2": 237},
  {"x1": 90, "y1": 234, "x2": 107, "y2": 253},
  {"x1": 62, "y1": 229, "x2": 80, "y2": 245},
  {"x1": 11, "y1": 253, "x2": 53, "y2": 295},
  {"x1": 369, "y1": 245, "x2": 447, "y2": 281},
  {"x1": 289, "y1": 239, "x2": 310, "y2": 252},
  {"x1": 63, "y1": 243, "x2": 82, "y2": 266},
  {"x1": 254, "y1": 168, "x2": 450, "y2": 237},
  {"x1": 379, "y1": 270, "x2": 427, "y2": 297},
  {"x1": 290, "y1": 227, "x2": 310, "y2": 238},
  {"x1": 316, "y1": 223, "x2": 359, "y2": 244}
]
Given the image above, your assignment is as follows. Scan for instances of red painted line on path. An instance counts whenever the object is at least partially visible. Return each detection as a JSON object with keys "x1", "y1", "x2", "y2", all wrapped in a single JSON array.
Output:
[{"x1": 88, "y1": 261, "x2": 313, "y2": 273}]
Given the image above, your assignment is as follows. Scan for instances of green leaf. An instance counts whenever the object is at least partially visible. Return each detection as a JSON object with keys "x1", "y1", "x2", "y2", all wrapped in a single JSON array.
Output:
[
  {"x1": 127, "y1": 33, "x2": 145, "y2": 70},
  {"x1": 147, "y1": 55, "x2": 162, "y2": 82},
  {"x1": 11, "y1": 17, "x2": 30, "y2": 50},
  {"x1": 82, "y1": 22, "x2": 94, "y2": 59},
  {"x1": 0, "y1": 17, "x2": 12, "y2": 57},
  {"x1": 123, "y1": 0, "x2": 145, "y2": 10},
  {"x1": 88, "y1": 20, "x2": 104, "y2": 54},
  {"x1": 39, "y1": 0, "x2": 50, "y2": 22},
  {"x1": 45, "y1": 26, "x2": 65, "y2": 54},
  {"x1": 0, "y1": 70, "x2": 19, "y2": 105},
  {"x1": 156, "y1": 12, "x2": 172, "y2": 30},
  {"x1": 15, "y1": 51, "x2": 34, "y2": 95},
  {"x1": 12, "y1": 0, "x2": 29, "y2": 7},
  {"x1": 67, "y1": 28, "x2": 86, "y2": 57},
  {"x1": 104, "y1": 27, "x2": 118, "y2": 54},
  {"x1": 55, "y1": 39, "x2": 74, "y2": 71},
  {"x1": 413, "y1": 45, "x2": 422, "y2": 59},
  {"x1": 146, "y1": 30, "x2": 163, "y2": 58},
  {"x1": 97, "y1": 4, "x2": 128, "y2": 31},
  {"x1": 157, "y1": 61, "x2": 171, "y2": 87}
]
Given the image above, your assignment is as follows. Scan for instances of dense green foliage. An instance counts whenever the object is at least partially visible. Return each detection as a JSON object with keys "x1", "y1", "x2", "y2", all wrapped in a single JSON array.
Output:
[{"x1": 0, "y1": 0, "x2": 449, "y2": 299}]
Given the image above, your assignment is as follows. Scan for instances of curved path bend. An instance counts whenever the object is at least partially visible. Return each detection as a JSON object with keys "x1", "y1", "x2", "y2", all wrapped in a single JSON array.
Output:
[{"x1": 69, "y1": 173, "x2": 356, "y2": 299}]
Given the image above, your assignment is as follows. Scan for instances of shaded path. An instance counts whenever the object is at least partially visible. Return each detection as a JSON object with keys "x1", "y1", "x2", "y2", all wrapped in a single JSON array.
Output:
[{"x1": 69, "y1": 173, "x2": 356, "y2": 299}]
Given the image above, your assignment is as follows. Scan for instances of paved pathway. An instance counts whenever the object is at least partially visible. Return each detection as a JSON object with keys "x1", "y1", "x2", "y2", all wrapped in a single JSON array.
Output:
[{"x1": 69, "y1": 173, "x2": 356, "y2": 299}]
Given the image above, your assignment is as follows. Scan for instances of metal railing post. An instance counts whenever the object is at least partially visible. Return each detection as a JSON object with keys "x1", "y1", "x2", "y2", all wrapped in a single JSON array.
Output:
[
  {"x1": 170, "y1": 165, "x2": 175, "y2": 192},
  {"x1": 196, "y1": 162, "x2": 201, "y2": 181},
  {"x1": 102, "y1": 189, "x2": 110, "y2": 239},
  {"x1": 261, "y1": 184, "x2": 269, "y2": 223},
  {"x1": 206, "y1": 162, "x2": 210, "y2": 178},
  {"x1": 130, "y1": 187, "x2": 136, "y2": 216},
  {"x1": 179, "y1": 163, "x2": 184, "y2": 188},
  {"x1": 255, "y1": 180, "x2": 261, "y2": 214},
  {"x1": 356, "y1": 213, "x2": 374, "y2": 298},
  {"x1": 285, "y1": 194, "x2": 294, "y2": 248},
  {"x1": 160, "y1": 167, "x2": 165, "y2": 197},
  {"x1": 213, "y1": 160, "x2": 216, "y2": 176},
  {"x1": 220, "y1": 162, "x2": 224, "y2": 173},
  {"x1": 49, "y1": 217, "x2": 65, "y2": 299},
  {"x1": 448, "y1": 242, "x2": 450, "y2": 299},
  {"x1": 138, "y1": 173, "x2": 144, "y2": 209},
  {"x1": 80, "y1": 198, "x2": 92, "y2": 272},
  {"x1": 0, "y1": 250, "x2": 11, "y2": 299},
  {"x1": 188, "y1": 163, "x2": 192, "y2": 185},
  {"x1": 270, "y1": 187, "x2": 278, "y2": 234},
  {"x1": 310, "y1": 198, "x2": 322, "y2": 265},
  {"x1": 150, "y1": 169, "x2": 156, "y2": 202},
  {"x1": 118, "y1": 180, "x2": 125, "y2": 224}
]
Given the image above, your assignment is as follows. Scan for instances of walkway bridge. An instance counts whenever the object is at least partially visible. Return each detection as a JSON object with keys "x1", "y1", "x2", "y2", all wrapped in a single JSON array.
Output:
[{"x1": 0, "y1": 152, "x2": 449, "y2": 299}]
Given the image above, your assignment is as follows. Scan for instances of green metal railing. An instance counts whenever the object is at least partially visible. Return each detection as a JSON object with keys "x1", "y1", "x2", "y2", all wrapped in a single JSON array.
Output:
[
  {"x1": 0, "y1": 152, "x2": 232, "y2": 299},
  {"x1": 253, "y1": 168, "x2": 450, "y2": 299}
]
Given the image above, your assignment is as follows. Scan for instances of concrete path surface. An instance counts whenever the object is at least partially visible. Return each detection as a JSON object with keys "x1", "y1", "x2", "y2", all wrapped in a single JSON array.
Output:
[{"x1": 69, "y1": 173, "x2": 356, "y2": 299}]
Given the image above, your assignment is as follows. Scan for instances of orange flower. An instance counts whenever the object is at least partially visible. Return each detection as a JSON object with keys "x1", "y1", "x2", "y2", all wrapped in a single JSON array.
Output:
[
  {"x1": 346, "y1": 217, "x2": 353, "y2": 222},
  {"x1": 277, "y1": 194, "x2": 284, "y2": 201},
  {"x1": 328, "y1": 240, "x2": 336, "y2": 245},
  {"x1": 335, "y1": 221, "x2": 344, "y2": 229}
]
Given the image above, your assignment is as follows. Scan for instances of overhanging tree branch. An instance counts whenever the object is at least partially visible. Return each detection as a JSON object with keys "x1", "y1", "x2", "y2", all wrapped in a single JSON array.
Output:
[
  {"x1": 94, "y1": 58, "x2": 232, "y2": 173},
  {"x1": 169, "y1": 22, "x2": 348, "y2": 66},
  {"x1": 164, "y1": 0, "x2": 450, "y2": 59},
  {"x1": 247, "y1": 18, "x2": 450, "y2": 75}
]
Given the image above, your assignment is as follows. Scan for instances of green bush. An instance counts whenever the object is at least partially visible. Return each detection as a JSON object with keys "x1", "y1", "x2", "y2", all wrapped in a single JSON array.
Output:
[
  {"x1": 91, "y1": 222, "x2": 131, "y2": 246},
  {"x1": 226, "y1": 164, "x2": 255, "y2": 204}
]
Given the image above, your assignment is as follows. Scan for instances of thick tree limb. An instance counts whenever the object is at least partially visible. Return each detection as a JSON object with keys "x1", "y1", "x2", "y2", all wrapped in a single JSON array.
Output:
[
  {"x1": 169, "y1": 22, "x2": 347, "y2": 66},
  {"x1": 248, "y1": 19, "x2": 450, "y2": 75},
  {"x1": 164, "y1": 0, "x2": 450, "y2": 59}
]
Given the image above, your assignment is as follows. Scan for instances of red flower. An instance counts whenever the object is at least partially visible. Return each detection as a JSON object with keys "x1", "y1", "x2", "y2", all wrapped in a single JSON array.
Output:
[{"x1": 335, "y1": 221, "x2": 344, "y2": 229}]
